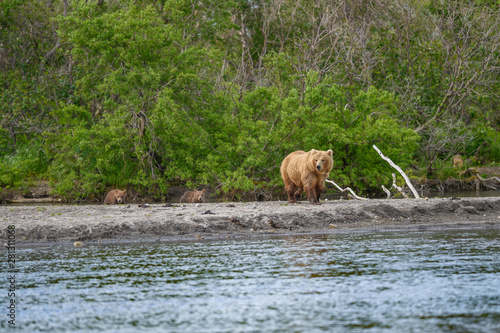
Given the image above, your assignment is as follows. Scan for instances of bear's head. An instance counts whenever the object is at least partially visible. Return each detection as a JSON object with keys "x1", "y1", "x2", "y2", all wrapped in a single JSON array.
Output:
[
  {"x1": 194, "y1": 189, "x2": 206, "y2": 203},
  {"x1": 115, "y1": 190, "x2": 127, "y2": 204},
  {"x1": 310, "y1": 149, "x2": 333, "y2": 174}
]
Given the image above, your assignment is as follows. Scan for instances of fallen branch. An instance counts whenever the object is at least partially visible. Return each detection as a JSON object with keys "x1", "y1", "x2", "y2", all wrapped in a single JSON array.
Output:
[
  {"x1": 461, "y1": 168, "x2": 500, "y2": 190},
  {"x1": 476, "y1": 174, "x2": 500, "y2": 183},
  {"x1": 381, "y1": 185, "x2": 391, "y2": 199},
  {"x1": 476, "y1": 174, "x2": 500, "y2": 190},
  {"x1": 325, "y1": 179, "x2": 368, "y2": 201},
  {"x1": 373, "y1": 145, "x2": 420, "y2": 199}
]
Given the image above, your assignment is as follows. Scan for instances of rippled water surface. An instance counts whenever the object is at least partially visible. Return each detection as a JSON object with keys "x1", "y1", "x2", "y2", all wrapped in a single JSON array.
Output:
[{"x1": 8, "y1": 230, "x2": 500, "y2": 332}]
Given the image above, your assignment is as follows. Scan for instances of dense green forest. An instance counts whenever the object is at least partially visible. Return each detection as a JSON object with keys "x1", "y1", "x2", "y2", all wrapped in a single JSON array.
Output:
[{"x1": 1, "y1": 0, "x2": 499, "y2": 201}]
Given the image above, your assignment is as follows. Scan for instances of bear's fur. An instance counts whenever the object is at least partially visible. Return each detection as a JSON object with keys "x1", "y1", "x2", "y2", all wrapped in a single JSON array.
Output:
[
  {"x1": 280, "y1": 149, "x2": 333, "y2": 205},
  {"x1": 452, "y1": 154, "x2": 464, "y2": 168},
  {"x1": 180, "y1": 189, "x2": 206, "y2": 203},
  {"x1": 104, "y1": 189, "x2": 127, "y2": 205}
]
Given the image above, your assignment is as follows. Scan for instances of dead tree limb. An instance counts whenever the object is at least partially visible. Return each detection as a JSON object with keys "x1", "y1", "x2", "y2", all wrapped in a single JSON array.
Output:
[
  {"x1": 381, "y1": 185, "x2": 391, "y2": 199},
  {"x1": 391, "y1": 173, "x2": 408, "y2": 198},
  {"x1": 326, "y1": 179, "x2": 368, "y2": 200},
  {"x1": 476, "y1": 174, "x2": 500, "y2": 183},
  {"x1": 373, "y1": 145, "x2": 421, "y2": 199},
  {"x1": 476, "y1": 173, "x2": 500, "y2": 190}
]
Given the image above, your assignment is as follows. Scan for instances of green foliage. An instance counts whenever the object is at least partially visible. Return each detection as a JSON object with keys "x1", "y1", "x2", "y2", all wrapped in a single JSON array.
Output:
[
  {"x1": 302, "y1": 81, "x2": 420, "y2": 193},
  {"x1": 468, "y1": 126, "x2": 500, "y2": 164},
  {"x1": 1, "y1": 0, "x2": 498, "y2": 200},
  {"x1": 487, "y1": 134, "x2": 500, "y2": 164},
  {"x1": 0, "y1": 139, "x2": 49, "y2": 189},
  {"x1": 148, "y1": 72, "x2": 419, "y2": 196},
  {"x1": 0, "y1": 161, "x2": 22, "y2": 189}
]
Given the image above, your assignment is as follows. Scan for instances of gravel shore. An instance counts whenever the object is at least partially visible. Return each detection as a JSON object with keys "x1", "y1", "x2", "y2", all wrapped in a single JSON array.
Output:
[{"x1": 2, "y1": 197, "x2": 499, "y2": 246}]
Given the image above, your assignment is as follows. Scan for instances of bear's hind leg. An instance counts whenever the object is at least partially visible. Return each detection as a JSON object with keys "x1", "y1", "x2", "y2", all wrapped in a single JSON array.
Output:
[
  {"x1": 286, "y1": 183, "x2": 298, "y2": 203},
  {"x1": 293, "y1": 187, "x2": 303, "y2": 202}
]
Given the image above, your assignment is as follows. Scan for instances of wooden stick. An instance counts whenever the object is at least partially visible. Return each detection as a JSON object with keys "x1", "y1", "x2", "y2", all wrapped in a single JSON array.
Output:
[
  {"x1": 326, "y1": 179, "x2": 344, "y2": 192},
  {"x1": 373, "y1": 145, "x2": 421, "y2": 199},
  {"x1": 381, "y1": 185, "x2": 391, "y2": 199},
  {"x1": 476, "y1": 174, "x2": 500, "y2": 190},
  {"x1": 459, "y1": 168, "x2": 499, "y2": 190},
  {"x1": 476, "y1": 174, "x2": 500, "y2": 183},
  {"x1": 325, "y1": 179, "x2": 369, "y2": 200},
  {"x1": 391, "y1": 173, "x2": 408, "y2": 198}
]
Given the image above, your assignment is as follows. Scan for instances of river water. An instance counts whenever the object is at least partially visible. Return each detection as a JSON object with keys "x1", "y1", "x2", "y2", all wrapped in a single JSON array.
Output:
[{"x1": 7, "y1": 230, "x2": 500, "y2": 332}]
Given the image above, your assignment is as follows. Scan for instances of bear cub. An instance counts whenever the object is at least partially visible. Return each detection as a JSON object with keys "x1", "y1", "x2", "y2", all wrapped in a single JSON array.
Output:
[
  {"x1": 180, "y1": 189, "x2": 206, "y2": 203},
  {"x1": 104, "y1": 189, "x2": 127, "y2": 205}
]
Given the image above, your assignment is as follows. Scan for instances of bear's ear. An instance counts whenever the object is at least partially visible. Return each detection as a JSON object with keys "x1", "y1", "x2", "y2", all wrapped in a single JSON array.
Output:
[
  {"x1": 202, "y1": 189, "x2": 205, "y2": 193},
  {"x1": 327, "y1": 149, "x2": 333, "y2": 157},
  {"x1": 123, "y1": 190, "x2": 127, "y2": 195},
  {"x1": 310, "y1": 149, "x2": 316, "y2": 153}
]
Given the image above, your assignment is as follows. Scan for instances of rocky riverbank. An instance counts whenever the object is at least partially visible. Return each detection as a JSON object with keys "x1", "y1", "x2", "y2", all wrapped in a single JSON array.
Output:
[{"x1": 2, "y1": 197, "x2": 499, "y2": 246}]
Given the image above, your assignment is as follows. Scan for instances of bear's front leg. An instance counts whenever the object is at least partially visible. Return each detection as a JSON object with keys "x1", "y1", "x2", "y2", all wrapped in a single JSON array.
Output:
[
  {"x1": 308, "y1": 189, "x2": 321, "y2": 205},
  {"x1": 304, "y1": 184, "x2": 320, "y2": 205},
  {"x1": 315, "y1": 183, "x2": 324, "y2": 202}
]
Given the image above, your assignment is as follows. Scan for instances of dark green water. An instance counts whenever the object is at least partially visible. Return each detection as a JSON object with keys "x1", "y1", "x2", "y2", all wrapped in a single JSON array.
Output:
[{"x1": 6, "y1": 230, "x2": 500, "y2": 332}]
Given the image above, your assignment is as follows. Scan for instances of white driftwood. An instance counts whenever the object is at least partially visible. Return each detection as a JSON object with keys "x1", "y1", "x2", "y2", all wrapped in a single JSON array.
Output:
[
  {"x1": 325, "y1": 179, "x2": 368, "y2": 201},
  {"x1": 373, "y1": 145, "x2": 421, "y2": 199},
  {"x1": 476, "y1": 174, "x2": 500, "y2": 183},
  {"x1": 476, "y1": 174, "x2": 500, "y2": 190},
  {"x1": 381, "y1": 185, "x2": 391, "y2": 199},
  {"x1": 391, "y1": 173, "x2": 408, "y2": 198}
]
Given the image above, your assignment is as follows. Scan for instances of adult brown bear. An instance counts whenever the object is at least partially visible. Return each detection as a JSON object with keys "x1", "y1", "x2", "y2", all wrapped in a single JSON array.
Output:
[{"x1": 280, "y1": 149, "x2": 333, "y2": 205}]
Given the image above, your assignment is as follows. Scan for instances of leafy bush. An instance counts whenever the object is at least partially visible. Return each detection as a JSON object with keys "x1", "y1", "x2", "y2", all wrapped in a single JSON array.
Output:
[
  {"x1": 0, "y1": 139, "x2": 49, "y2": 189},
  {"x1": 7, "y1": 0, "x2": 498, "y2": 201}
]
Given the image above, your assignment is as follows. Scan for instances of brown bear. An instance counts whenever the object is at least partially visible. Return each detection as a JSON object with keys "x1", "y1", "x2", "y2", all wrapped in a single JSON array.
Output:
[
  {"x1": 180, "y1": 189, "x2": 206, "y2": 203},
  {"x1": 452, "y1": 154, "x2": 464, "y2": 168},
  {"x1": 104, "y1": 189, "x2": 127, "y2": 205},
  {"x1": 280, "y1": 149, "x2": 333, "y2": 205}
]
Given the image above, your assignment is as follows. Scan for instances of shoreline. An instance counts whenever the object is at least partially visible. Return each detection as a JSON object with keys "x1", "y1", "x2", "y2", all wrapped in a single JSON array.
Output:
[
  {"x1": 2, "y1": 197, "x2": 499, "y2": 246},
  {"x1": 3, "y1": 170, "x2": 500, "y2": 205}
]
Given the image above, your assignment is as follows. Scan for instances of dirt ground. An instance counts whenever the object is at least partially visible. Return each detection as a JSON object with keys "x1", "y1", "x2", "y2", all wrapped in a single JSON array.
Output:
[{"x1": 1, "y1": 196, "x2": 499, "y2": 246}]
